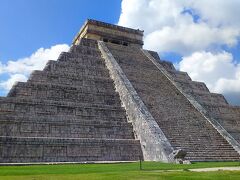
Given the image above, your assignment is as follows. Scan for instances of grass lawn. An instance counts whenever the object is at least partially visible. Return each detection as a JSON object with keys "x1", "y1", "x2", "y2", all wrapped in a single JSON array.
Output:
[{"x1": 0, "y1": 161, "x2": 240, "y2": 180}]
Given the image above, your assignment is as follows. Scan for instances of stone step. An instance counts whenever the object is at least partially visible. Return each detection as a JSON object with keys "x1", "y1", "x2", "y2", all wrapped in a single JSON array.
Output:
[
  {"x1": 0, "y1": 113, "x2": 128, "y2": 123},
  {"x1": 187, "y1": 155, "x2": 239, "y2": 160},
  {"x1": 167, "y1": 70, "x2": 192, "y2": 81},
  {"x1": 68, "y1": 45, "x2": 101, "y2": 57},
  {"x1": 69, "y1": 44, "x2": 101, "y2": 55},
  {"x1": 28, "y1": 70, "x2": 112, "y2": 85},
  {"x1": 58, "y1": 50, "x2": 100, "y2": 60},
  {"x1": 175, "y1": 79, "x2": 210, "y2": 93},
  {"x1": 112, "y1": 56, "x2": 161, "y2": 70},
  {"x1": 0, "y1": 120, "x2": 134, "y2": 139},
  {"x1": 191, "y1": 91, "x2": 228, "y2": 106},
  {"x1": 8, "y1": 82, "x2": 117, "y2": 97},
  {"x1": 204, "y1": 104, "x2": 240, "y2": 120},
  {"x1": 58, "y1": 52, "x2": 102, "y2": 63},
  {"x1": 44, "y1": 60, "x2": 108, "y2": 74},
  {"x1": 186, "y1": 150, "x2": 239, "y2": 154},
  {"x1": 185, "y1": 152, "x2": 240, "y2": 157},
  {"x1": 216, "y1": 118, "x2": 240, "y2": 128},
  {"x1": 185, "y1": 156, "x2": 240, "y2": 161},
  {"x1": 159, "y1": 123, "x2": 217, "y2": 128},
  {"x1": 69, "y1": 42, "x2": 99, "y2": 51},
  {"x1": 77, "y1": 38, "x2": 99, "y2": 48},
  {"x1": 169, "y1": 137, "x2": 230, "y2": 142},
  {"x1": 173, "y1": 143, "x2": 235, "y2": 148},
  {"x1": 44, "y1": 58, "x2": 108, "y2": 74},
  {"x1": 171, "y1": 141, "x2": 234, "y2": 147},
  {"x1": 132, "y1": 79, "x2": 186, "y2": 93},
  {"x1": 8, "y1": 82, "x2": 121, "y2": 106},
  {"x1": 106, "y1": 43, "x2": 240, "y2": 161},
  {"x1": 167, "y1": 132, "x2": 231, "y2": 138},
  {"x1": 65, "y1": 56, "x2": 104, "y2": 65},
  {"x1": 109, "y1": 50, "x2": 145, "y2": 60},
  {"x1": 159, "y1": 61, "x2": 175, "y2": 71},
  {"x1": 147, "y1": 50, "x2": 176, "y2": 71},
  {"x1": 173, "y1": 144, "x2": 235, "y2": 151},
  {"x1": 167, "y1": 136, "x2": 230, "y2": 141},
  {"x1": 0, "y1": 112, "x2": 127, "y2": 123},
  {"x1": 146, "y1": 50, "x2": 160, "y2": 60},
  {"x1": 180, "y1": 152, "x2": 238, "y2": 158},
  {"x1": 106, "y1": 43, "x2": 139, "y2": 53},
  {"x1": 169, "y1": 142, "x2": 233, "y2": 148},
  {"x1": 171, "y1": 131, "x2": 232, "y2": 137},
  {"x1": 0, "y1": 97, "x2": 127, "y2": 118},
  {"x1": 0, "y1": 112, "x2": 131, "y2": 126},
  {"x1": 215, "y1": 120, "x2": 240, "y2": 142},
  {"x1": 0, "y1": 136, "x2": 142, "y2": 163},
  {"x1": 203, "y1": 106, "x2": 240, "y2": 145},
  {"x1": 176, "y1": 150, "x2": 238, "y2": 157},
  {"x1": 204, "y1": 104, "x2": 240, "y2": 116},
  {"x1": 0, "y1": 113, "x2": 130, "y2": 125},
  {"x1": 43, "y1": 58, "x2": 105, "y2": 73}
]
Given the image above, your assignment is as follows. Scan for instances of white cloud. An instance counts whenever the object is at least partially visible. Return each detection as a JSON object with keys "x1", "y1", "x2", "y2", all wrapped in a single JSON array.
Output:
[
  {"x1": 0, "y1": 74, "x2": 28, "y2": 91},
  {"x1": 179, "y1": 51, "x2": 240, "y2": 105},
  {"x1": 188, "y1": 0, "x2": 240, "y2": 27},
  {"x1": 0, "y1": 44, "x2": 69, "y2": 92},
  {"x1": 2, "y1": 44, "x2": 69, "y2": 75},
  {"x1": 144, "y1": 24, "x2": 238, "y2": 54},
  {"x1": 0, "y1": 62, "x2": 3, "y2": 74},
  {"x1": 118, "y1": 0, "x2": 240, "y2": 55}
]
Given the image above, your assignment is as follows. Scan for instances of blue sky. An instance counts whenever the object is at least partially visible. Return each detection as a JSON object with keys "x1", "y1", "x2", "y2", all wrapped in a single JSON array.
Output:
[
  {"x1": 0, "y1": 0, "x2": 240, "y2": 105},
  {"x1": 0, "y1": 0, "x2": 121, "y2": 61}
]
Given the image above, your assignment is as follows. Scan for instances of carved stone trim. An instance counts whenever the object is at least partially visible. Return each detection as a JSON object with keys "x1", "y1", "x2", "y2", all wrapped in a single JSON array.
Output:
[
  {"x1": 98, "y1": 41, "x2": 174, "y2": 162},
  {"x1": 142, "y1": 49, "x2": 240, "y2": 155}
]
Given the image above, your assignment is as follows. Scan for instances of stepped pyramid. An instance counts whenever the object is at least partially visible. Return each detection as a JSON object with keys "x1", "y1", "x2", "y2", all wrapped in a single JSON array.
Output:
[{"x1": 0, "y1": 19, "x2": 240, "y2": 163}]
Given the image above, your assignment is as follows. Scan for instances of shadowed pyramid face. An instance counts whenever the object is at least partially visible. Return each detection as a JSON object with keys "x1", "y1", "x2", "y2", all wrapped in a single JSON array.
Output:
[{"x1": 73, "y1": 19, "x2": 144, "y2": 47}]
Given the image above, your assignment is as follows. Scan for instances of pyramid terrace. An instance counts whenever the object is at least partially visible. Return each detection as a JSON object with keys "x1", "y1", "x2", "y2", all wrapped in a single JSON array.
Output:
[{"x1": 0, "y1": 19, "x2": 240, "y2": 164}]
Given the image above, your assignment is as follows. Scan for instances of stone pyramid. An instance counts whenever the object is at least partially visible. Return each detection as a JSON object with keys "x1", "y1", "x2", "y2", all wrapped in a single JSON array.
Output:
[{"x1": 0, "y1": 19, "x2": 240, "y2": 163}]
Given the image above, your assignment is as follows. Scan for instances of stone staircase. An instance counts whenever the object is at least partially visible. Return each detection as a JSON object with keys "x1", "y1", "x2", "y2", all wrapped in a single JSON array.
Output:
[
  {"x1": 106, "y1": 43, "x2": 240, "y2": 161},
  {"x1": 1, "y1": 36, "x2": 239, "y2": 163},
  {"x1": 149, "y1": 51, "x2": 240, "y2": 146},
  {"x1": 0, "y1": 38, "x2": 142, "y2": 163}
]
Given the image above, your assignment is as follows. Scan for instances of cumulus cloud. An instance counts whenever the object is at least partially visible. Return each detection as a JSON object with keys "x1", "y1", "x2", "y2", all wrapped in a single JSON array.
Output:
[
  {"x1": 179, "y1": 51, "x2": 240, "y2": 105},
  {"x1": 179, "y1": 51, "x2": 239, "y2": 90},
  {"x1": 0, "y1": 62, "x2": 3, "y2": 74},
  {"x1": 0, "y1": 44, "x2": 69, "y2": 93},
  {"x1": 188, "y1": 0, "x2": 240, "y2": 27},
  {"x1": 118, "y1": 0, "x2": 240, "y2": 105},
  {"x1": 0, "y1": 74, "x2": 28, "y2": 91},
  {"x1": 144, "y1": 25, "x2": 238, "y2": 54},
  {"x1": 118, "y1": 0, "x2": 240, "y2": 55}
]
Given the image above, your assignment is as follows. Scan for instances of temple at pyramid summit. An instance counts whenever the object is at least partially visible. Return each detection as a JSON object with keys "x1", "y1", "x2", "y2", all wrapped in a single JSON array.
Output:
[{"x1": 1, "y1": 19, "x2": 240, "y2": 163}]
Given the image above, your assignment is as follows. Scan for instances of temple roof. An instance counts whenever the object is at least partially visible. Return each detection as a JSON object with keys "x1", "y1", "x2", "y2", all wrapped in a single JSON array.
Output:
[{"x1": 73, "y1": 19, "x2": 144, "y2": 47}]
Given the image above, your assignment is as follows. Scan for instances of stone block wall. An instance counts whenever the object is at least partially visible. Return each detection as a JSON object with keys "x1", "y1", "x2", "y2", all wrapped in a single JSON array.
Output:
[
  {"x1": 146, "y1": 49, "x2": 240, "y2": 153},
  {"x1": 0, "y1": 38, "x2": 142, "y2": 163},
  {"x1": 0, "y1": 137, "x2": 141, "y2": 163},
  {"x1": 106, "y1": 43, "x2": 240, "y2": 161}
]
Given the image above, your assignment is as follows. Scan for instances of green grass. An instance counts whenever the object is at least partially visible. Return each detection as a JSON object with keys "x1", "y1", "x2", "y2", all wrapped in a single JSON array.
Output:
[{"x1": 0, "y1": 161, "x2": 240, "y2": 180}]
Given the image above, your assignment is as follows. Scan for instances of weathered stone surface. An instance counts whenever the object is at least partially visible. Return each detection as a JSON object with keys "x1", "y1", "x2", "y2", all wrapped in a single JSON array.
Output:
[
  {"x1": 171, "y1": 149, "x2": 187, "y2": 160},
  {"x1": 0, "y1": 137, "x2": 141, "y2": 162},
  {"x1": 106, "y1": 43, "x2": 240, "y2": 161},
  {"x1": 1, "y1": 19, "x2": 240, "y2": 163},
  {"x1": 99, "y1": 41, "x2": 174, "y2": 162},
  {"x1": 73, "y1": 19, "x2": 144, "y2": 47},
  {"x1": 142, "y1": 51, "x2": 240, "y2": 153},
  {"x1": 0, "y1": 34, "x2": 142, "y2": 163}
]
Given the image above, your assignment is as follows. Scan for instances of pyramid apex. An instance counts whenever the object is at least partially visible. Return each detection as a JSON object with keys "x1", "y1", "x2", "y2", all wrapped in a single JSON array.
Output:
[{"x1": 73, "y1": 19, "x2": 144, "y2": 47}]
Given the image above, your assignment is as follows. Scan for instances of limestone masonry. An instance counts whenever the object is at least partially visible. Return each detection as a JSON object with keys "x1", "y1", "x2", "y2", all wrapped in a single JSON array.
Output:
[{"x1": 0, "y1": 19, "x2": 240, "y2": 163}]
